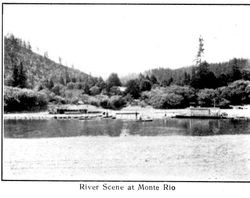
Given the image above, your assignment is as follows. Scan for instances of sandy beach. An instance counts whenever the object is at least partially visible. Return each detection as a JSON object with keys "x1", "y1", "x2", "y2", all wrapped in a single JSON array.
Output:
[{"x1": 3, "y1": 105, "x2": 250, "y2": 120}]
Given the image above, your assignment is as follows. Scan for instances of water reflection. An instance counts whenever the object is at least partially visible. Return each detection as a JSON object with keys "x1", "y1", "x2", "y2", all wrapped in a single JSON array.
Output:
[{"x1": 4, "y1": 118, "x2": 250, "y2": 138}]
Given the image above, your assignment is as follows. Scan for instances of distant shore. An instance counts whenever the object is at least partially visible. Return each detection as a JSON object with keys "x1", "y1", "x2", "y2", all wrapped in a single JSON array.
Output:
[{"x1": 3, "y1": 105, "x2": 250, "y2": 120}]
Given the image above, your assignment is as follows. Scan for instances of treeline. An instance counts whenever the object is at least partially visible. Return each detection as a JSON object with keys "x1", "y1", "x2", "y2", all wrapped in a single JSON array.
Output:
[
  {"x1": 4, "y1": 34, "x2": 250, "y2": 112},
  {"x1": 145, "y1": 59, "x2": 250, "y2": 87},
  {"x1": 4, "y1": 86, "x2": 48, "y2": 112},
  {"x1": 141, "y1": 80, "x2": 250, "y2": 109}
]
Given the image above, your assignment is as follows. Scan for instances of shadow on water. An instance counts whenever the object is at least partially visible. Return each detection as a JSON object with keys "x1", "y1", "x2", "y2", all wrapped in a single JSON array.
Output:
[{"x1": 4, "y1": 118, "x2": 250, "y2": 138}]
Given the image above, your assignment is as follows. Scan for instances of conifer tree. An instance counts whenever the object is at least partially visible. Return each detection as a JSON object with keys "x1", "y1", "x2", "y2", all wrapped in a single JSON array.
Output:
[
  {"x1": 18, "y1": 62, "x2": 27, "y2": 88},
  {"x1": 195, "y1": 36, "x2": 205, "y2": 66},
  {"x1": 10, "y1": 61, "x2": 27, "y2": 88}
]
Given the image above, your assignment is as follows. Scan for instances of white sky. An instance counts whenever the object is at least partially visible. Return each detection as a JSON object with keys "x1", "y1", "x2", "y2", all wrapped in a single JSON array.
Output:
[{"x1": 3, "y1": 4, "x2": 250, "y2": 79}]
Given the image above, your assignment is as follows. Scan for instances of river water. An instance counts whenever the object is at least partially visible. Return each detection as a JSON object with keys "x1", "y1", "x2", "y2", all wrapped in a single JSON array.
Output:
[{"x1": 3, "y1": 118, "x2": 250, "y2": 181}]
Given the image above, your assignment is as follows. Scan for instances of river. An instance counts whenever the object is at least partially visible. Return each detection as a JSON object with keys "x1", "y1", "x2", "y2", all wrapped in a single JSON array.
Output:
[{"x1": 3, "y1": 118, "x2": 250, "y2": 181}]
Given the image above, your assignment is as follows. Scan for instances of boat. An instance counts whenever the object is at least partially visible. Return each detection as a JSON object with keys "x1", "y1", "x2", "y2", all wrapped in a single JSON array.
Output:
[
  {"x1": 173, "y1": 115, "x2": 224, "y2": 119},
  {"x1": 102, "y1": 115, "x2": 116, "y2": 119},
  {"x1": 79, "y1": 116, "x2": 92, "y2": 120},
  {"x1": 230, "y1": 116, "x2": 249, "y2": 121},
  {"x1": 136, "y1": 116, "x2": 153, "y2": 122},
  {"x1": 136, "y1": 119, "x2": 153, "y2": 122},
  {"x1": 172, "y1": 107, "x2": 228, "y2": 119}
]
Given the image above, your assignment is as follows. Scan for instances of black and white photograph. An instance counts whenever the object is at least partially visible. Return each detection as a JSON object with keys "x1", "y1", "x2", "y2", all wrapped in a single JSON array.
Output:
[{"x1": 2, "y1": 2, "x2": 250, "y2": 185}]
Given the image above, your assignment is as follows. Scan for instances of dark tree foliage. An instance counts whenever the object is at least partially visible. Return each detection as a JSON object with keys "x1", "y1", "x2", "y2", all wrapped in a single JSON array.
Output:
[
  {"x1": 51, "y1": 84, "x2": 65, "y2": 96},
  {"x1": 106, "y1": 73, "x2": 122, "y2": 90},
  {"x1": 197, "y1": 89, "x2": 217, "y2": 107},
  {"x1": 46, "y1": 77, "x2": 54, "y2": 90},
  {"x1": 139, "y1": 79, "x2": 152, "y2": 91},
  {"x1": 83, "y1": 84, "x2": 90, "y2": 95},
  {"x1": 65, "y1": 68, "x2": 71, "y2": 84},
  {"x1": 217, "y1": 74, "x2": 228, "y2": 87},
  {"x1": 219, "y1": 80, "x2": 250, "y2": 105},
  {"x1": 190, "y1": 62, "x2": 217, "y2": 89},
  {"x1": 161, "y1": 77, "x2": 173, "y2": 87},
  {"x1": 18, "y1": 62, "x2": 27, "y2": 88},
  {"x1": 242, "y1": 70, "x2": 250, "y2": 80},
  {"x1": 125, "y1": 79, "x2": 141, "y2": 99},
  {"x1": 96, "y1": 77, "x2": 106, "y2": 90},
  {"x1": 150, "y1": 74, "x2": 158, "y2": 84},
  {"x1": 4, "y1": 86, "x2": 48, "y2": 112},
  {"x1": 71, "y1": 76, "x2": 77, "y2": 83},
  {"x1": 144, "y1": 86, "x2": 195, "y2": 109},
  {"x1": 89, "y1": 85, "x2": 101, "y2": 95},
  {"x1": 183, "y1": 72, "x2": 191, "y2": 85},
  {"x1": 59, "y1": 75, "x2": 65, "y2": 85},
  {"x1": 10, "y1": 62, "x2": 27, "y2": 88},
  {"x1": 230, "y1": 58, "x2": 242, "y2": 82},
  {"x1": 10, "y1": 63, "x2": 19, "y2": 87}
]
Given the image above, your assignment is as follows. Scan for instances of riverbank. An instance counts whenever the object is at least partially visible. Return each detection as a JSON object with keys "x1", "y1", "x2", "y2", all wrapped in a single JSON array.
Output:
[{"x1": 3, "y1": 105, "x2": 250, "y2": 120}]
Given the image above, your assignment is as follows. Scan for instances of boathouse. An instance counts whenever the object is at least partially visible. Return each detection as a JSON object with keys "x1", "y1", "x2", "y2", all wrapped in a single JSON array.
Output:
[
  {"x1": 189, "y1": 107, "x2": 220, "y2": 117},
  {"x1": 55, "y1": 105, "x2": 88, "y2": 114}
]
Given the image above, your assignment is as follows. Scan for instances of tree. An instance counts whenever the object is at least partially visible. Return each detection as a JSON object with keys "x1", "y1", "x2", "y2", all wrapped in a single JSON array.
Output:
[
  {"x1": 67, "y1": 82, "x2": 75, "y2": 90},
  {"x1": 190, "y1": 62, "x2": 217, "y2": 89},
  {"x1": 217, "y1": 74, "x2": 228, "y2": 87},
  {"x1": 51, "y1": 84, "x2": 65, "y2": 96},
  {"x1": 59, "y1": 75, "x2": 65, "y2": 85},
  {"x1": 183, "y1": 72, "x2": 191, "y2": 85},
  {"x1": 230, "y1": 58, "x2": 242, "y2": 82},
  {"x1": 195, "y1": 36, "x2": 205, "y2": 66},
  {"x1": 161, "y1": 77, "x2": 173, "y2": 87},
  {"x1": 125, "y1": 79, "x2": 140, "y2": 99},
  {"x1": 10, "y1": 63, "x2": 19, "y2": 87},
  {"x1": 139, "y1": 79, "x2": 152, "y2": 91},
  {"x1": 18, "y1": 62, "x2": 27, "y2": 88},
  {"x1": 148, "y1": 90, "x2": 185, "y2": 109},
  {"x1": 90, "y1": 86, "x2": 101, "y2": 95},
  {"x1": 219, "y1": 80, "x2": 250, "y2": 105},
  {"x1": 10, "y1": 61, "x2": 27, "y2": 88},
  {"x1": 65, "y1": 68, "x2": 71, "y2": 84},
  {"x1": 197, "y1": 89, "x2": 218, "y2": 107},
  {"x1": 109, "y1": 86, "x2": 122, "y2": 96},
  {"x1": 82, "y1": 84, "x2": 90, "y2": 95},
  {"x1": 106, "y1": 73, "x2": 122, "y2": 90},
  {"x1": 150, "y1": 74, "x2": 158, "y2": 84},
  {"x1": 96, "y1": 77, "x2": 106, "y2": 90},
  {"x1": 71, "y1": 76, "x2": 77, "y2": 83},
  {"x1": 109, "y1": 96, "x2": 126, "y2": 109},
  {"x1": 43, "y1": 76, "x2": 54, "y2": 90},
  {"x1": 242, "y1": 70, "x2": 250, "y2": 80}
]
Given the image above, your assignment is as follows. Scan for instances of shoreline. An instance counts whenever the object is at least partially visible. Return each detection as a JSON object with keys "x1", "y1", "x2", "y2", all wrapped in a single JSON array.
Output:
[{"x1": 3, "y1": 105, "x2": 250, "y2": 120}]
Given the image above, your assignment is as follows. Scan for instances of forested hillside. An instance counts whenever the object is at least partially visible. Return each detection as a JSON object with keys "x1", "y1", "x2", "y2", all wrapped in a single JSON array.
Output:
[
  {"x1": 4, "y1": 34, "x2": 127, "y2": 111},
  {"x1": 4, "y1": 34, "x2": 97, "y2": 89},
  {"x1": 145, "y1": 58, "x2": 250, "y2": 86},
  {"x1": 4, "y1": 34, "x2": 250, "y2": 112}
]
